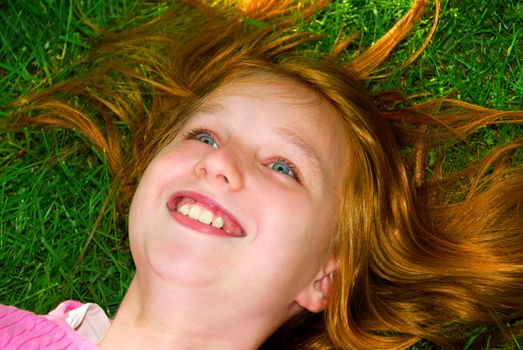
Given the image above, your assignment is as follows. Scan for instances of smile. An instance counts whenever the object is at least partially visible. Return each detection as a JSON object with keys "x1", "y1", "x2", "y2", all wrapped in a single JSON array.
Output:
[{"x1": 166, "y1": 191, "x2": 245, "y2": 237}]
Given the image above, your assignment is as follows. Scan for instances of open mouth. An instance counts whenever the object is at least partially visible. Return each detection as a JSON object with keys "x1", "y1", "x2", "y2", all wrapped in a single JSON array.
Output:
[{"x1": 166, "y1": 191, "x2": 245, "y2": 237}]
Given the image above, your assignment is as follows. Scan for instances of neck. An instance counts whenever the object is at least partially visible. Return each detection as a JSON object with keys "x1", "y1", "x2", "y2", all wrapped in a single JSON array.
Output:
[{"x1": 99, "y1": 273, "x2": 295, "y2": 350}]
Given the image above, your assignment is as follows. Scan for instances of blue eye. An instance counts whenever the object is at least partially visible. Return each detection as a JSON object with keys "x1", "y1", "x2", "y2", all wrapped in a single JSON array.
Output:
[
  {"x1": 186, "y1": 129, "x2": 219, "y2": 149},
  {"x1": 268, "y1": 159, "x2": 299, "y2": 181},
  {"x1": 196, "y1": 134, "x2": 218, "y2": 148}
]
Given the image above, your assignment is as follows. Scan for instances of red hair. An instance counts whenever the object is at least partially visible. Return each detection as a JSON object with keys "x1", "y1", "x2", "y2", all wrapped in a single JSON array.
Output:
[{"x1": 10, "y1": 1, "x2": 523, "y2": 348}]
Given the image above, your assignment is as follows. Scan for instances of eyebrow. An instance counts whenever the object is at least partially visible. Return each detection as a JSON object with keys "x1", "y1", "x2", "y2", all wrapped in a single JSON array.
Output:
[
  {"x1": 199, "y1": 103, "x2": 224, "y2": 116},
  {"x1": 273, "y1": 127, "x2": 324, "y2": 179}
]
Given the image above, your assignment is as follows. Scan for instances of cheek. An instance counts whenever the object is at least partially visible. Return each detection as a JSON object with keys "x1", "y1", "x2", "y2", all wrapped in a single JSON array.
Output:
[
  {"x1": 127, "y1": 149, "x2": 189, "y2": 260},
  {"x1": 258, "y1": 184, "x2": 333, "y2": 245},
  {"x1": 130, "y1": 143, "x2": 197, "y2": 213},
  {"x1": 254, "y1": 191, "x2": 331, "y2": 273},
  {"x1": 128, "y1": 159, "x2": 166, "y2": 229}
]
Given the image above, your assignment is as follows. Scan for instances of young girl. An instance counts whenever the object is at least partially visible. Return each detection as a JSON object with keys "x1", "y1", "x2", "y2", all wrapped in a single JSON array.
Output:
[{"x1": 2, "y1": 0, "x2": 522, "y2": 349}]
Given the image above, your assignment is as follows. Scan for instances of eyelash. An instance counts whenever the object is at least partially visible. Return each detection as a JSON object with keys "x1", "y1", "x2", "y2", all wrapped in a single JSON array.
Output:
[
  {"x1": 184, "y1": 128, "x2": 301, "y2": 183},
  {"x1": 185, "y1": 128, "x2": 219, "y2": 147}
]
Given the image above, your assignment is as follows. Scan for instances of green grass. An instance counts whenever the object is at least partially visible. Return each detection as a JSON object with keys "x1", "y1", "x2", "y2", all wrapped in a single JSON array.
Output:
[
  {"x1": 0, "y1": 0, "x2": 522, "y2": 349},
  {"x1": 0, "y1": 128, "x2": 132, "y2": 313},
  {"x1": 0, "y1": 0, "x2": 135, "y2": 314}
]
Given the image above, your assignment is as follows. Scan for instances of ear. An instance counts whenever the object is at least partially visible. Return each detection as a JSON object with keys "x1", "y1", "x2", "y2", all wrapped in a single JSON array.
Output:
[{"x1": 295, "y1": 255, "x2": 337, "y2": 313}]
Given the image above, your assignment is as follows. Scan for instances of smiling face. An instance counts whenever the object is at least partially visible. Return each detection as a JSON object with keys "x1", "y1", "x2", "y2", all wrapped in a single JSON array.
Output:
[{"x1": 128, "y1": 72, "x2": 347, "y2": 331}]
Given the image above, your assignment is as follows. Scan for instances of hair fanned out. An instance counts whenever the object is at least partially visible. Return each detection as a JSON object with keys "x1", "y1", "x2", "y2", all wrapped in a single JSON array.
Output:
[{"x1": 7, "y1": 1, "x2": 523, "y2": 349}]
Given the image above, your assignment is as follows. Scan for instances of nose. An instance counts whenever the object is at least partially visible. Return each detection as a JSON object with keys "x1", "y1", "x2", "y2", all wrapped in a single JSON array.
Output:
[{"x1": 194, "y1": 147, "x2": 244, "y2": 191}]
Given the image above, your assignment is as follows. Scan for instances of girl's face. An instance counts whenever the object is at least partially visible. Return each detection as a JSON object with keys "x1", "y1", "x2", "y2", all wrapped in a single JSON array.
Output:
[{"x1": 129, "y1": 73, "x2": 347, "y2": 323}]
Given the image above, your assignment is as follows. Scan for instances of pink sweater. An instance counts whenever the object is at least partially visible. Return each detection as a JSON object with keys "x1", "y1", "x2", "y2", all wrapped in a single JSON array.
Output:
[{"x1": 0, "y1": 301, "x2": 108, "y2": 350}]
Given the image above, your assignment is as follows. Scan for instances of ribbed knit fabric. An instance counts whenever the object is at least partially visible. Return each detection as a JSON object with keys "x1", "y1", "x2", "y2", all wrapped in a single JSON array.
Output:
[{"x1": 0, "y1": 301, "x2": 102, "y2": 350}]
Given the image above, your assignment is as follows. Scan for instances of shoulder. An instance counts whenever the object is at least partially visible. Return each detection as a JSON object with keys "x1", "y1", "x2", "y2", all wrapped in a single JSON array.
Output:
[{"x1": 0, "y1": 302, "x2": 103, "y2": 350}]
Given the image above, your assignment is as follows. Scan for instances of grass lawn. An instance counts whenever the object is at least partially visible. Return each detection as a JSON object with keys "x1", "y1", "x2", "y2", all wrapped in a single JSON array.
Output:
[{"x1": 1, "y1": 0, "x2": 522, "y2": 348}]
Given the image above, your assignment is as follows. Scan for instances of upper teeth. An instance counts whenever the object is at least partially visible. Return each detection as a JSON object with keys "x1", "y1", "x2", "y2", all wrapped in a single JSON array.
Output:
[{"x1": 178, "y1": 203, "x2": 224, "y2": 229}]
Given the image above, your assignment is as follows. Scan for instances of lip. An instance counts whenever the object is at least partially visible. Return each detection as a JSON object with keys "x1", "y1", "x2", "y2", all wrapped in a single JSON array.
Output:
[{"x1": 166, "y1": 190, "x2": 246, "y2": 238}]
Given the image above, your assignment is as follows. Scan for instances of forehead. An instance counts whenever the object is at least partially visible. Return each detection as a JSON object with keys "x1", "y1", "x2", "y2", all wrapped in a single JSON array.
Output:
[
  {"x1": 195, "y1": 73, "x2": 348, "y2": 189},
  {"x1": 210, "y1": 73, "x2": 344, "y2": 134}
]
